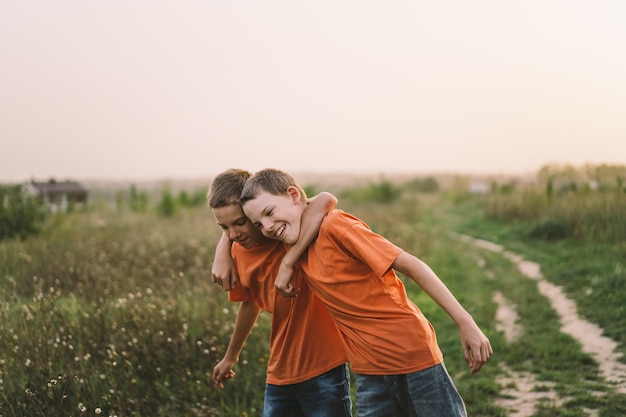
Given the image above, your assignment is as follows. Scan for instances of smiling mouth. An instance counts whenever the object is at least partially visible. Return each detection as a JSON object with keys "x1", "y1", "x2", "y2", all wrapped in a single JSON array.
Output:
[{"x1": 275, "y1": 224, "x2": 286, "y2": 239}]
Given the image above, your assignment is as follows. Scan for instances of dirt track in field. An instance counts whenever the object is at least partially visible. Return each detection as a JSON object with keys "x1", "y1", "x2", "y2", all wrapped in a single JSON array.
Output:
[{"x1": 459, "y1": 235, "x2": 626, "y2": 416}]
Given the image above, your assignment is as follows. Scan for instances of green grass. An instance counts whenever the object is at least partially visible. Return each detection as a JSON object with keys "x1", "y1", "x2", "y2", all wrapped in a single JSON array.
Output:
[
  {"x1": 2, "y1": 174, "x2": 624, "y2": 416},
  {"x1": 438, "y1": 186, "x2": 626, "y2": 416},
  {"x1": 447, "y1": 193, "x2": 626, "y2": 364},
  {"x1": 0, "y1": 207, "x2": 270, "y2": 416}
]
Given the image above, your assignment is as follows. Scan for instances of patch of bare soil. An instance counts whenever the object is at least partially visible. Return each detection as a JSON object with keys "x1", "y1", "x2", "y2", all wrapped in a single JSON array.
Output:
[
  {"x1": 492, "y1": 292, "x2": 522, "y2": 343},
  {"x1": 459, "y1": 234, "x2": 626, "y2": 416},
  {"x1": 490, "y1": 285, "x2": 557, "y2": 416},
  {"x1": 496, "y1": 364, "x2": 561, "y2": 417}
]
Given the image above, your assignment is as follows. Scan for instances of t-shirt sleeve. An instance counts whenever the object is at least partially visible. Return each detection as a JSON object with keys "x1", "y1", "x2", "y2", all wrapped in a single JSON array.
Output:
[
  {"x1": 330, "y1": 212, "x2": 403, "y2": 277},
  {"x1": 227, "y1": 281, "x2": 255, "y2": 303}
]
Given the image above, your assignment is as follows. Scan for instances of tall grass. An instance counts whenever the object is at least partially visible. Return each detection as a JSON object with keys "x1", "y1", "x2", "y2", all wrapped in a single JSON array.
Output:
[
  {"x1": 0, "y1": 207, "x2": 270, "y2": 417},
  {"x1": 5, "y1": 167, "x2": 624, "y2": 416},
  {"x1": 2, "y1": 186, "x2": 501, "y2": 416},
  {"x1": 483, "y1": 164, "x2": 626, "y2": 243},
  {"x1": 484, "y1": 189, "x2": 626, "y2": 242},
  {"x1": 447, "y1": 167, "x2": 626, "y2": 415}
]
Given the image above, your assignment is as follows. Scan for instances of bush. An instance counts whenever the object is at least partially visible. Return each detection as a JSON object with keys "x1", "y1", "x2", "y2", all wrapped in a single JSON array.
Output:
[
  {"x1": 129, "y1": 185, "x2": 149, "y2": 212},
  {"x1": 528, "y1": 218, "x2": 573, "y2": 240},
  {"x1": 178, "y1": 189, "x2": 207, "y2": 208},
  {"x1": 344, "y1": 180, "x2": 403, "y2": 204},
  {"x1": 0, "y1": 185, "x2": 47, "y2": 240},
  {"x1": 156, "y1": 189, "x2": 177, "y2": 217},
  {"x1": 405, "y1": 177, "x2": 439, "y2": 193}
]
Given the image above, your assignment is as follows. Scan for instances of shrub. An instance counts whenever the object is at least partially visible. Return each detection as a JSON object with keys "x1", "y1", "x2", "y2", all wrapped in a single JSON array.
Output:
[
  {"x1": 129, "y1": 185, "x2": 149, "y2": 212},
  {"x1": 344, "y1": 180, "x2": 403, "y2": 204},
  {"x1": 405, "y1": 177, "x2": 439, "y2": 193},
  {"x1": 177, "y1": 189, "x2": 207, "y2": 208},
  {"x1": 528, "y1": 218, "x2": 573, "y2": 240},
  {"x1": 0, "y1": 185, "x2": 47, "y2": 240},
  {"x1": 156, "y1": 189, "x2": 177, "y2": 217}
]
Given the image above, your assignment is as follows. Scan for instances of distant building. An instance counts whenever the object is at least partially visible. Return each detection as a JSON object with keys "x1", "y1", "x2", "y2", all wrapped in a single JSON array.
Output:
[
  {"x1": 468, "y1": 180, "x2": 490, "y2": 194},
  {"x1": 25, "y1": 179, "x2": 88, "y2": 212}
]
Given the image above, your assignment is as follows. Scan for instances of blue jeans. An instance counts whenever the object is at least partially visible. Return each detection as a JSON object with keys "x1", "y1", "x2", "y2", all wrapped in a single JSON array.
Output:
[
  {"x1": 354, "y1": 363, "x2": 467, "y2": 417},
  {"x1": 263, "y1": 364, "x2": 352, "y2": 417}
]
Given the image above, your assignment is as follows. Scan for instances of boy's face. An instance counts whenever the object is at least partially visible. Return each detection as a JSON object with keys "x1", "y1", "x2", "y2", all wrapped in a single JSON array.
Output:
[
  {"x1": 212, "y1": 203, "x2": 265, "y2": 249},
  {"x1": 242, "y1": 188, "x2": 304, "y2": 245}
]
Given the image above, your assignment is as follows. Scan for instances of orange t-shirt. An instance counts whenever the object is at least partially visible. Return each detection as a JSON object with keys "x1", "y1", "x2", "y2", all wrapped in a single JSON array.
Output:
[
  {"x1": 228, "y1": 239, "x2": 347, "y2": 385},
  {"x1": 300, "y1": 210, "x2": 443, "y2": 375}
]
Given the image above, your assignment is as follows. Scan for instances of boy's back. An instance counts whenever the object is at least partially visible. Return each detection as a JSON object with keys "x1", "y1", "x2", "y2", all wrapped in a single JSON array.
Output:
[{"x1": 299, "y1": 209, "x2": 443, "y2": 374}]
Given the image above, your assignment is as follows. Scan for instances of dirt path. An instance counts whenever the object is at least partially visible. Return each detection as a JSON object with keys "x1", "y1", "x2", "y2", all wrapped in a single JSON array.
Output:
[{"x1": 458, "y1": 235, "x2": 626, "y2": 416}]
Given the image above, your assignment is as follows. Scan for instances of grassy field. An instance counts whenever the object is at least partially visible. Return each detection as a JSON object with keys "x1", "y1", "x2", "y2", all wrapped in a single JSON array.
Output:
[
  {"x1": 435, "y1": 166, "x2": 626, "y2": 416},
  {"x1": 1, "y1": 167, "x2": 625, "y2": 416}
]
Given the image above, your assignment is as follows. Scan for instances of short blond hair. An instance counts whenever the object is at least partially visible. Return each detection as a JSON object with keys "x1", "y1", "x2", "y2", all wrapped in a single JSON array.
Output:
[{"x1": 240, "y1": 168, "x2": 307, "y2": 205}]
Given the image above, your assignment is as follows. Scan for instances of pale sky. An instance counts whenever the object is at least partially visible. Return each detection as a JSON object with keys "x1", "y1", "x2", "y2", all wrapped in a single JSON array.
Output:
[{"x1": 1, "y1": 0, "x2": 625, "y2": 182}]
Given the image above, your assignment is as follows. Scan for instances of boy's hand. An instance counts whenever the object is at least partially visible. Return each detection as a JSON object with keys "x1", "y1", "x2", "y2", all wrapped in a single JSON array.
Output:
[
  {"x1": 212, "y1": 359, "x2": 236, "y2": 388},
  {"x1": 212, "y1": 256, "x2": 239, "y2": 291},
  {"x1": 459, "y1": 323, "x2": 493, "y2": 374},
  {"x1": 275, "y1": 263, "x2": 299, "y2": 298}
]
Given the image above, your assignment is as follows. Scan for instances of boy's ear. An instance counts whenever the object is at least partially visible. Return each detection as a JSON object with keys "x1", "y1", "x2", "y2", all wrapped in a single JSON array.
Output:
[{"x1": 286, "y1": 186, "x2": 301, "y2": 203}]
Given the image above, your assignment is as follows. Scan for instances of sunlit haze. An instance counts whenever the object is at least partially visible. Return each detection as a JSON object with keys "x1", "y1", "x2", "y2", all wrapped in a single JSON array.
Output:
[{"x1": 2, "y1": 1, "x2": 625, "y2": 182}]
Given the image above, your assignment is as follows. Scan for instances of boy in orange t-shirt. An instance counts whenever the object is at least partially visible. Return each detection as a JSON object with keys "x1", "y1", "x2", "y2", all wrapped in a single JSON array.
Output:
[
  {"x1": 240, "y1": 168, "x2": 493, "y2": 417},
  {"x1": 208, "y1": 169, "x2": 351, "y2": 417}
]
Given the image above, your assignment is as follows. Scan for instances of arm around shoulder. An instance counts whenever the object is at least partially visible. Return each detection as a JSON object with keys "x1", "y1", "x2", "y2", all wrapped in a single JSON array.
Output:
[
  {"x1": 276, "y1": 192, "x2": 338, "y2": 297},
  {"x1": 212, "y1": 232, "x2": 238, "y2": 291}
]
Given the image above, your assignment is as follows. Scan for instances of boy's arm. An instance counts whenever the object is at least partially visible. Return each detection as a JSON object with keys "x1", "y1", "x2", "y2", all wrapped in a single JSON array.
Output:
[
  {"x1": 212, "y1": 301, "x2": 262, "y2": 388},
  {"x1": 212, "y1": 232, "x2": 238, "y2": 291},
  {"x1": 392, "y1": 251, "x2": 493, "y2": 375},
  {"x1": 275, "y1": 192, "x2": 338, "y2": 297}
]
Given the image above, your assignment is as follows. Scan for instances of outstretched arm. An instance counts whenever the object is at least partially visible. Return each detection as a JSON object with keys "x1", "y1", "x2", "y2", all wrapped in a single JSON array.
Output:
[
  {"x1": 275, "y1": 192, "x2": 338, "y2": 297},
  {"x1": 392, "y1": 252, "x2": 493, "y2": 374},
  {"x1": 212, "y1": 301, "x2": 262, "y2": 388},
  {"x1": 212, "y1": 232, "x2": 238, "y2": 291}
]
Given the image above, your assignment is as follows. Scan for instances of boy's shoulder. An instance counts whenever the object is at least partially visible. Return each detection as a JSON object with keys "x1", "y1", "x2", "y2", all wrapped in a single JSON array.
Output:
[
  {"x1": 322, "y1": 209, "x2": 370, "y2": 233},
  {"x1": 326, "y1": 208, "x2": 365, "y2": 223}
]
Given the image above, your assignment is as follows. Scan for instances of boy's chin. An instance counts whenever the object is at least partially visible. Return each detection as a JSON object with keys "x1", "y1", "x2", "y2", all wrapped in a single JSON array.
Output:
[{"x1": 283, "y1": 234, "x2": 300, "y2": 246}]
